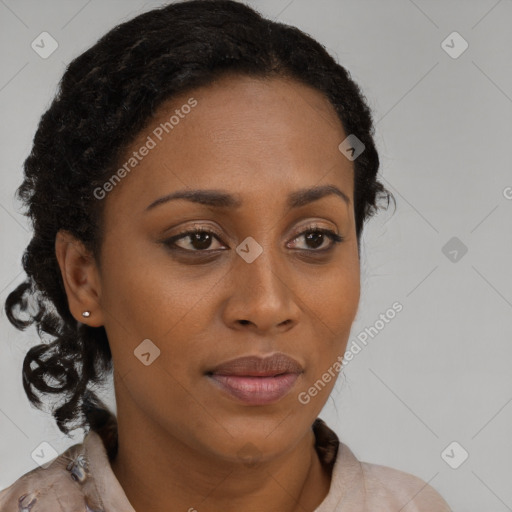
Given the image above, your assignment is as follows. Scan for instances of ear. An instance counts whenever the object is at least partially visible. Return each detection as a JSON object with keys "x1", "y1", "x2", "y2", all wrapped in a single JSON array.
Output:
[{"x1": 55, "y1": 230, "x2": 104, "y2": 327}]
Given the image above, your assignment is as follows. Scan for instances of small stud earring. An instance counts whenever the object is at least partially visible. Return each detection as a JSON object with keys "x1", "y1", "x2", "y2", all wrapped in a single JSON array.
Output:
[{"x1": 82, "y1": 311, "x2": 91, "y2": 318}]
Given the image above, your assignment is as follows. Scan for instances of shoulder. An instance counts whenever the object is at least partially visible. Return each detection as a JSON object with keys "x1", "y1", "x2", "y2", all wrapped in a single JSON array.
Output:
[
  {"x1": 0, "y1": 434, "x2": 105, "y2": 511},
  {"x1": 318, "y1": 438, "x2": 452, "y2": 512},
  {"x1": 312, "y1": 419, "x2": 452, "y2": 512},
  {"x1": 358, "y1": 458, "x2": 452, "y2": 511}
]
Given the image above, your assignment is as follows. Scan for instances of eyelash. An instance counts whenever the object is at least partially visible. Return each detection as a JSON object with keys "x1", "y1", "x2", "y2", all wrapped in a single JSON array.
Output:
[{"x1": 162, "y1": 225, "x2": 344, "y2": 255}]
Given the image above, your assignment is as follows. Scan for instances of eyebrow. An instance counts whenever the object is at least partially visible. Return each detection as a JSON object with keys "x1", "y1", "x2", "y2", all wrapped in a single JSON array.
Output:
[{"x1": 145, "y1": 184, "x2": 350, "y2": 212}]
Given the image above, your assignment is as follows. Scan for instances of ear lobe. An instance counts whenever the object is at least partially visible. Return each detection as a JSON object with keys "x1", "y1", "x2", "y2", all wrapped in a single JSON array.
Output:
[{"x1": 55, "y1": 230, "x2": 104, "y2": 327}]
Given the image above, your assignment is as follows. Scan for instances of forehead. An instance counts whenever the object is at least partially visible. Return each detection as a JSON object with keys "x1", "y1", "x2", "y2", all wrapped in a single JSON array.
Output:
[{"x1": 103, "y1": 75, "x2": 354, "y2": 215}]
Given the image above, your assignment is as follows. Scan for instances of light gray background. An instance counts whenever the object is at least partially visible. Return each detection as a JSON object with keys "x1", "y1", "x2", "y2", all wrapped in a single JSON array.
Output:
[{"x1": 1, "y1": 0, "x2": 511, "y2": 509}]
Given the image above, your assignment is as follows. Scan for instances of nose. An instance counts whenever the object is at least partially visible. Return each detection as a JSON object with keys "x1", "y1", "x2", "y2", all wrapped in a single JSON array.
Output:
[{"x1": 221, "y1": 242, "x2": 300, "y2": 335}]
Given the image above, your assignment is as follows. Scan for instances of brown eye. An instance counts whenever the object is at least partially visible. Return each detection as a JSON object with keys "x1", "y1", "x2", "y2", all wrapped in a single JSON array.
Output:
[
  {"x1": 161, "y1": 226, "x2": 343, "y2": 256},
  {"x1": 163, "y1": 228, "x2": 226, "y2": 252},
  {"x1": 288, "y1": 228, "x2": 343, "y2": 252}
]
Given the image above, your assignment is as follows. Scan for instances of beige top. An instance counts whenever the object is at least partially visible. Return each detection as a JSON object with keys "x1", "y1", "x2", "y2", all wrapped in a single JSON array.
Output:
[{"x1": 0, "y1": 416, "x2": 451, "y2": 511}]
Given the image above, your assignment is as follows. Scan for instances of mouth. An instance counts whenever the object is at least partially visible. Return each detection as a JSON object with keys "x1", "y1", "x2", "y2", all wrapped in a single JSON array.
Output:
[{"x1": 205, "y1": 353, "x2": 303, "y2": 405}]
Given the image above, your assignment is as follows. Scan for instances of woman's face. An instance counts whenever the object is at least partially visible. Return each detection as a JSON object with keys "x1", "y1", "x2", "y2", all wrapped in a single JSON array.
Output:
[{"x1": 90, "y1": 75, "x2": 360, "y2": 461}]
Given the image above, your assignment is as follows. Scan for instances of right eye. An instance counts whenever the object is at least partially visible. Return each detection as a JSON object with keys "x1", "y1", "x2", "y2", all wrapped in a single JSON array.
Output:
[{"x1": 162, "y1": 227, "x2": 227, "y2": 252}]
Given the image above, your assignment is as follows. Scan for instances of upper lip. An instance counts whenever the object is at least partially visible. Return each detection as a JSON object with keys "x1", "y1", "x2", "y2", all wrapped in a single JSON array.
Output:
[{"x1": 207, "y1": 353, "x2": 304, "y2": 377}]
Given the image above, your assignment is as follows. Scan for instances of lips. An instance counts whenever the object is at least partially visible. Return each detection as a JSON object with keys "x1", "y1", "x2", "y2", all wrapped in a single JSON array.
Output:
[
  {"x1": 206, "y1": 353, "x2": 303, "y2": 405},
  {"x1": 206, "y1": 353, "x2": 304, "y2": 377}
]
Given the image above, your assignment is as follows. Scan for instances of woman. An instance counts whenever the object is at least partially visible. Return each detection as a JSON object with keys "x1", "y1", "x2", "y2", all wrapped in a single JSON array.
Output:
[{"x1": 0, "y1": 0, "x2": 451, "y2": 510}]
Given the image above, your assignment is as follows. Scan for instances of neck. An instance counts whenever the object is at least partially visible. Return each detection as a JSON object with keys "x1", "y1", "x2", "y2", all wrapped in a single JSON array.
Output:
[{"x1": 109, "y1": 396, "x2": 332, "y2": 512}]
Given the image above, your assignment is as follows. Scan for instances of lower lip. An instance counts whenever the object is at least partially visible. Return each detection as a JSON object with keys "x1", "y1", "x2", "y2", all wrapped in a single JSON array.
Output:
[{"x1": 207, "y1": 373, "x2": 300, "y2": 405}]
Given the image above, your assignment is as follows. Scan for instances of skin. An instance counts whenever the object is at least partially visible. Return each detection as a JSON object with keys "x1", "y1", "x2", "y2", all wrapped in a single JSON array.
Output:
[{"x1": 55, "y1": 74, "x2": 360, "y2": 512}]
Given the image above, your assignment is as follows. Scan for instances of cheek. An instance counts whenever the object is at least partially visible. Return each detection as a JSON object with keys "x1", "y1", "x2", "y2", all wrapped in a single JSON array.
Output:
[
  {"x1": 298, "y1": 258, "x2": 360, "y2": 377},
  {"x1": 301, "y1": 259, "x2": 360, "y2": 335},
  {"x1": 102, "y1": 262, "x2": 207, "y2": 413},
  {"x1": 98, "y1": 238, "x2": 225, "y2": 383},
  {"x1": 99, "y1": 239, "x2": 213, "y2": 334},
  {"x1": 293, "y1": 265, "x2": 359, "y2": 412}
]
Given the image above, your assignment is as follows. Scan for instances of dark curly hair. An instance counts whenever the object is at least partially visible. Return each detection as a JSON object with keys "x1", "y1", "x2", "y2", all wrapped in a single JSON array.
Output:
[{"x1": 4, "y1": 0, "x2": 394, "y2": 436}]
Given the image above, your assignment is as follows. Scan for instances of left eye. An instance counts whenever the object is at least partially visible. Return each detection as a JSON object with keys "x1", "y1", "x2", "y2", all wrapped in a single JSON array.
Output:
[
  {"x1": 289, "y1": 228, "x2": 344, "y2": 251},
  {"x1": 163, "y1": 227, "x2": 343, "y2": 253}
]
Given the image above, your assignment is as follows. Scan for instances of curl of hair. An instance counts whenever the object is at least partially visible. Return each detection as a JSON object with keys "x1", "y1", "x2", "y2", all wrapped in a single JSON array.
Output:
[{"x1": 4, "y1": 0, "x2": 394, "y2": 435}]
